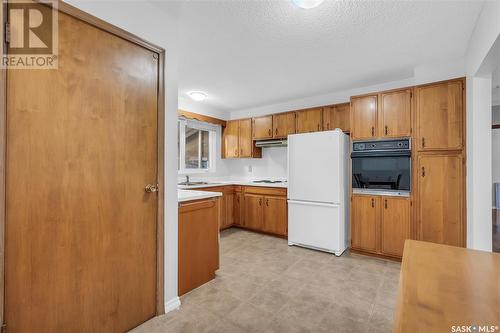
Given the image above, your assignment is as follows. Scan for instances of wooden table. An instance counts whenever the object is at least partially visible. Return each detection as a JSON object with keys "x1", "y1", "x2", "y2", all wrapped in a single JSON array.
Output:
[{"x1": 393, "y1": 240, "x2": 500, "y2": 332}]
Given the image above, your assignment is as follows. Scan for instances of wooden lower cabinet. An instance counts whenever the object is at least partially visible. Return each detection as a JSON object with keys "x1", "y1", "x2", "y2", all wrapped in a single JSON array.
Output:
[
  {"x1": 417, "y1": 153, "x2": 464, "y2": 247},
  {"x1": 244, "y1": 194, "x2": 264, "y2": 230},
  {"x1": 380, "y1": 197, "x2": 411, "y2": 257},
  {"x1": 351, "y1": 194, "x2": 411, "y2": 259},
  {"x1": 351, "y1": 195, "x2": 378, "y2": 253},
  {"x1": 195, "y1": 185, "x2": 287, "y2": 236},
  {"x1": 262, "y1": 196, "x2": 288, "y2": 236},
  {"x1": 178, "y1": 197, "x2": 220, "y2": 296}
]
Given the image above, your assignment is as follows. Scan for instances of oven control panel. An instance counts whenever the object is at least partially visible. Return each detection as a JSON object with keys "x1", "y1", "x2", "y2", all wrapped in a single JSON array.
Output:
[{"x1": 352, "y1": 138, "x2": 410, "y2": 151}]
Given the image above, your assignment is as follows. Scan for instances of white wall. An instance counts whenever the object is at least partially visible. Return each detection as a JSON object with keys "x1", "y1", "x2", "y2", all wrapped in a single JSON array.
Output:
[
  {"x1": 65, "y1": 0, "x2": 181, "y2": 311},
  {"x1": 464, "y1": 0, "x2": 500, "y2": 252},
  {"x1": 230, "y1": 58, "x2": 466, "y2": 119}
]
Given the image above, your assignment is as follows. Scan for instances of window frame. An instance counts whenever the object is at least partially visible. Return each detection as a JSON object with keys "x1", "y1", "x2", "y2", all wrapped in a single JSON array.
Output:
[{"x1": 178, "y1": 118, "x2": 217, "y2": 175}]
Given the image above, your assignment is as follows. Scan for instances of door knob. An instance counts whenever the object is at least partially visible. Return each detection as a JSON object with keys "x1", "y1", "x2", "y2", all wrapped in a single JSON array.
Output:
[{"x1": 145, "y1": 184, "x2": 159, "y2": 193}]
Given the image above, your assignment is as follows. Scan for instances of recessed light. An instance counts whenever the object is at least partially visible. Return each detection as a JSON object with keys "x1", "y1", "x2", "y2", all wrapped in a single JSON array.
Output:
[
  {"x1": 188, "y1": 91, "x2": 207, "y2": 102},
  {"x1": 292, "y1": 0, "x2": 324, "y2": 9}
]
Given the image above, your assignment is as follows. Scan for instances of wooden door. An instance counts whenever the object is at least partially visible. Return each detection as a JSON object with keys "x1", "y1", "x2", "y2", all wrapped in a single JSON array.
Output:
[
  {"x1": 263, "y1": 196, "x2": 287, "y2": 236},
  {"x1": 416, "y1": 80, "x2": 463, "y2": 151},
  {"x1": 244, "y1": 194, "x2": 263, "y2": 230},
  {"x1": 178, "y1": 198, "x2": 219, "y2": 296},
  {"x1": 417, "y1": 154, "x2": 464, "y2": 247},
  {"x1": 351, "y1": 195, "x2": 378, "y2": 253},
  {"x1": 380, "y1": 197, "x2": 411, "y2": 257},
  {"x1": 224, "y1": 120, "x2": 239, "y2": 158},
  {"x1": 351, "y1": 95, "x2": 377, "y2": 140},
  {"x1": 296, "y1": 108, "x2": 323, "y2": 133},
  {"x1": 238, "y1": 119, "x2": 253, "y2": 157},
  {"x1": 253, "y1": 115, "x2": 273, "y2": 140},
  {"x1": 273, "y1": 112, "x2": 296, "y2": 138},
  {"x1": 5, "y1": 8, "x2": 160, "y2": 333},
  {"x1": 323, "y1": 103, "x2": 350, "y2": 132},
  {"x1": 380, "y1": 89, "x2": 411, "y2": 138}
]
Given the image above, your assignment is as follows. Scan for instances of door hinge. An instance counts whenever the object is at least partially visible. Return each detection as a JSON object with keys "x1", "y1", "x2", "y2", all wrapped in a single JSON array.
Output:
[{"x1": 4, "y1": 21, "x2": 11, "y2": 44}]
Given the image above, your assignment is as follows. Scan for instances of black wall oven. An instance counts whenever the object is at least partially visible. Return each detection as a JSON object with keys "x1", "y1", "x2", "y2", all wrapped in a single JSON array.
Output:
[{"x1": 351, "y1": 138, "x2": 411, "y2": 193}]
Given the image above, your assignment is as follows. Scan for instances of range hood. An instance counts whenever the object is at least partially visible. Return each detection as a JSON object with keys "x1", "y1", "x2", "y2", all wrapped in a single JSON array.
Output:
[{"x1": 255, "y1": 139, "x2": 288, "y2": 148}]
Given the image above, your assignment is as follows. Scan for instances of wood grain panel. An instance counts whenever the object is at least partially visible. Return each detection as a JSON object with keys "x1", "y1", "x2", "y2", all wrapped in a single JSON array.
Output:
[
  {"x1": 394, "y1": 241, "x2": 500, "y2": 332},
  {"x1": 239, "y1": 119, "x2": 253, "y2": 157},
  {"x1": 351, "y1": 195, "x2": 378, "y2": 253},
  {"x1": 244, "y1": 194, "x2": 263, "y2": 230},
  {"x1": 351, "y1": 95, "x2": 377, "y2": 140},
  {"x1": 223, "y1": 120, "x2": 239, "y2": 158},
  {"x1": 380, "y1": 197, "x2": 411, "y2": 257},
  {"x1": 252, "y1": 115, "x2": 273, "y2": 140},
  {"x1": 417, "y1": 153, "x2": 464, "y2": 247},
  {"x1": 263, "y1": 196, "x2": 287, "y2": 236},
  {"x1": 5, "y1": 7, "x2": 159, "y2": 333},
  {"x1": 379, "y1": 89, "x2": 411, "y2": 138},
  {"x1": 323, "y1": 103, "x2": 350, "y2": 132},
  {"x1": 178, "y1": 198, "x2": 219, "y2": 296},
  {"x1": 273, "y1": 112, "x2": 296, "y2": 138},
  {"x1": 296, "y1": 108, "x2": 323, "y2": 133},
  {"x1": 416, "y1": 80, "x2": 463, "y2": 151}
]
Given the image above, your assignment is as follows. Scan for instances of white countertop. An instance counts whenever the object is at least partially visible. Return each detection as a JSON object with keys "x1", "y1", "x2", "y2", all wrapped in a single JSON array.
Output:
[
  {"x1": 178, "y1": 189, "x2": 223, "y2": 203},
  {"x1": 178, "y1": 180, "x2": 288, "y2": 189}
]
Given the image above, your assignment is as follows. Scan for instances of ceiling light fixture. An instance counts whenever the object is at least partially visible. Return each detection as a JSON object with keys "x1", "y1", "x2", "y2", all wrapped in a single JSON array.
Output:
[
  {"x1": 292, "y1": 0, "x2": 324, "y2": 9},
  {"x1": 188, "y1": 91, "x2": 207, "y2": 102}
]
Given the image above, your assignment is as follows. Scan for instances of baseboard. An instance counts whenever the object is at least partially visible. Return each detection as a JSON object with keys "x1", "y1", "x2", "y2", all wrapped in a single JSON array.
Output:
[{"x1": 165, "y1": 297, "x2": 181, "y2": 313}]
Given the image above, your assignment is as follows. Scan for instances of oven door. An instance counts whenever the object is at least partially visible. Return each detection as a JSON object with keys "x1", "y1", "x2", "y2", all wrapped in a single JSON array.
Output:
[{"x1": 351, "y1": 150, "x2": 411, "y2": 191}]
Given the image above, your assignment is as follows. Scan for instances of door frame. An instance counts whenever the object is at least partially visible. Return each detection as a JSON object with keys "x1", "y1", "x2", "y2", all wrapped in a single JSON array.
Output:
[{"x1": 0, "y1": 0, "x2": 166, "y2": 326}]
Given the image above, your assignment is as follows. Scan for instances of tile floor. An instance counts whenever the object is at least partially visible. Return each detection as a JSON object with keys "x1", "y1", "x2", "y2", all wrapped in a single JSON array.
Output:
[{"x1": 131, "y1": 228, "x2": 401, "y2": 333}]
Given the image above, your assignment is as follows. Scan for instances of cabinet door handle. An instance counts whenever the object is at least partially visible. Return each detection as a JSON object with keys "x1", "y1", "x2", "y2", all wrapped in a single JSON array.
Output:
[
  {"x1": 384, "y1": 199, "x2": 387, "y2": 209},
  {"x1": 371, "y1": 198, "x2": 374, "y2": 208},
  {"x1": 421, "y1": 167, "x2": 426, "y2": 177},
  {"x1": 371, "y1": 127, "x2": 375, "y2": 136},
  {"x1": 259, "y1": 198, "x2": 262, "y2": 206},
  {"x1": 268, "y1": 129, "x2": 271, "y2": 136},
  {"x1": 317, "y1": 124, "x2": 320, "y2": 131},
  {"x1": 235, "y1": 148, "x2": 238, "y2": 155},
  {"x1": 385, "y1": 126, "x2": 388, "y2": 135},
  {"x1": 275, "y1": 128, "x2": 278, "y2": 135},
  {"x1": 266, "y1": 199, "x2": 269, "y2": 206},
  {"x1": 421, "y1": 137, "x2": 425, "y2": 148},
  {"x1": 240, "y1": 149, "x2": 243, "y2": 155}
]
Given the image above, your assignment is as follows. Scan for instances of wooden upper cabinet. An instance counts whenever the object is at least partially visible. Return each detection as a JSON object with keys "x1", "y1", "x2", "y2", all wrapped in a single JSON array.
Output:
[
  {"x1": 380, "y1": 197, "x2": 411, "y2": 257},
  {"x1": 262, "y1": 196, "x2": 287, "y2": 236},
  {"x1": 416, "y1": 80, "x2": 464, "y2": 151},
  {"x1": 351, "y1": 195, "x2": 378, "y2": 253},
  {"x1": 379, "y1": 89, "x2": 412, "y2": 138},
  {"x1": 351, "y1": 95, "x2": 378, "y2": 140},
  {"x1": 273, "y1": 112, "x2": 296, "y2": 138},
  {"x1": 238, "y1": 118, "x2": 252, "y2": 157},
  {"x1": 223, "y1": 120, "x2": 239, "y2": 158},
  {"x1": 253, "y1": 115, "x2": 273, "y2": 140},
  {"x1": 323, "y1": 103, "x2": 350, "y2": 132},
  {"x1": 417, "y1": 153, "x2": 464, "y2": 247},
  {"x1": 296, "y1": 108, "x2": 323, "y2": 133}
]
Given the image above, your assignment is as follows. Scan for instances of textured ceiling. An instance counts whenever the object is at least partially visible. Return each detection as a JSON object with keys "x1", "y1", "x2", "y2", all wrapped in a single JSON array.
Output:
[{"x1": 158, "y1": 0, "x2": 484, "y2": 112}]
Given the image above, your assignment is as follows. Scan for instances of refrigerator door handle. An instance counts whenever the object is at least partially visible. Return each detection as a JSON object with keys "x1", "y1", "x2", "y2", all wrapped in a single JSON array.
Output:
[{"x1": 287, "y1": 200, "x2": 339, "y2": 208}]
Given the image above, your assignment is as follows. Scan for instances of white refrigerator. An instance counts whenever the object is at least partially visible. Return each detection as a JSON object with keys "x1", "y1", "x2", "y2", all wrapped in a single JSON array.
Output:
[{"x1": 287, "y1": 129, "x2": 349, "y2": 256}]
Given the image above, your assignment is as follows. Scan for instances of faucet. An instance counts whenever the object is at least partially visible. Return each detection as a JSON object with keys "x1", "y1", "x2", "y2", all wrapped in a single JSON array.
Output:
[{"x1": 186, "y1": 175, "x2": 190, "y2": 184}]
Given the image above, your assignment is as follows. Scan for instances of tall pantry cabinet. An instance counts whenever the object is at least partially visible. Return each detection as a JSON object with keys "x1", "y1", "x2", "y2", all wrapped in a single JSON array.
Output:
[{"x1": 414, "y1": 79, "x2": 465, "y2": 247}]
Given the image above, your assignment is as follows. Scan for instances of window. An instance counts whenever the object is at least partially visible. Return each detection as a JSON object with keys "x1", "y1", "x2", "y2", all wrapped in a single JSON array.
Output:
[{"x1": 178, "y1": 119, "x2": 217, "y2": 174}]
